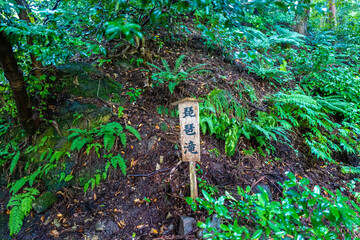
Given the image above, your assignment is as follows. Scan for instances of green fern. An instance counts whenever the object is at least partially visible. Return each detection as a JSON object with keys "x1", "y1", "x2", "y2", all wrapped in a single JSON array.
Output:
[
  {"x1": 112, "y1": 154, "x2": 127, "y2": 175},
  {"x1": 125, "y1": 125, "x2": 141, "y2": 140},
  {"x1": 269, "y1": 90, "x2": 360, "y2": 162},
  {"x1": 203, "y1": 88, "x2": 247, "y2": 120},
  {"x1": 342, "y1": 166, "x2": 360, "y2": 174},
  {"x1": 174, "y1": 55, "x2": 186, "y2": 73},
  {"x1": 119, "y1": 132, "x2": 127, "y2": 148},
  {"x1": 8, "y1": 188, "x2": 39, "y2": 236},
  {"x1": 148, "y1": 55, "x2": 207, "y2": 94},
  {"x1": 9, "y1": 206, "x2": 22, "y2": 236}
]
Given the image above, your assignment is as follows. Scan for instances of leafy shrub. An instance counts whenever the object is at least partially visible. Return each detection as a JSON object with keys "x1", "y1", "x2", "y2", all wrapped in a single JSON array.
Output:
[
  {"x1": 6, "y1": 121, "x2": 141, "y2": 236},
  {"x1": 68, "y1": 122, "x2": 141, "y2": 192},
  {"x1": 190, "y1": 172, "x2": 360, "y2": 239}
]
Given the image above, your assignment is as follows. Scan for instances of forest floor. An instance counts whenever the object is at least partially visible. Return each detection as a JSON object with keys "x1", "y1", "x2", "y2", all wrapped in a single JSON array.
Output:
[{"x1": 8, "y1": 30, "x2": 359, "y2": 240}]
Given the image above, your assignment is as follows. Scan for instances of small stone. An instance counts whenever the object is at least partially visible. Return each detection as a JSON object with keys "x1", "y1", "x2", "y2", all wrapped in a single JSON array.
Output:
[
  {"x1": 91, "y1": 235, "x2": 100, "y2": 240},
  {"x1": 147, "y1": 136, "x2": 157, "y2": 151},
  {"x1": 95, "y1": 221, "x2": 105, "y2": 231},
  {"x1": 32, "y1": 192, "x2": 58, "y2": 214},
  {"x1": 178, "y1": 216, "x2": 197, "y2": 235},
  {"x1": 104, "y1": 220, "x2": 120, "y2": 235},
  {"x1": 84, "y1": 217, "x2": 94, "y2": 223},
  {"x1": 168, "y1": 223, "x2": 174, "y2": 231}
]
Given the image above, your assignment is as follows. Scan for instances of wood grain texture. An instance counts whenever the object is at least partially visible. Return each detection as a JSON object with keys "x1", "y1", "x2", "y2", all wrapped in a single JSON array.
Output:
[{"x1": 178, "y1": 101, "x2": 200, "y2": 162}]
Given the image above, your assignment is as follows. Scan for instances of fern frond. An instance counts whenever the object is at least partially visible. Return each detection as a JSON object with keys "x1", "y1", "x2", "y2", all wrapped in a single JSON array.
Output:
[
  {"x1": 147, "y1": 62, "x2": 163, "y2": 72},
  {"x1": 9, "y1": 178, "x2": 28, "y2": 195},
  {"x1": 9, "y1": 205, "x2": 23, "y2": 236},
  {"x1": 174, "y1": 55, "x2": 186, "y2": 73},
  {"x1": 161, "y1": 58, "x2": 171, "y2": 72},
  {"x1": 104, "y1": 134, "x2": 115, "y2": 151},
  {"x1": 112, "y1": 154, "x2": 126, "y2": 175},
  {"x1": 119, "y1": 132, "x2": 127, "y2": 148},
  {"x1": 200, "y1": 116, "x2": 215, "y2": 135},
  {"x1": 315, "y1": 95, "x2": 351, "y2": 115},
  {"x1": 20, "y1": 197, "x2": 32, "y2": 216},
  {"x1": 125, "y1": 125, "x2": 141, "y2": 140},
  {"x1": 206, "y1": 89, "x2": 246, "y2": 120},
  {"x1": 187, "y1": 63, "x2": 207, "y2": 73},
  {"x1": 9, "y1": 151, "x2": 20, "y2": 175},
  {"x1": 70, "y1": 137, "x2": 90, "y2": 151}
]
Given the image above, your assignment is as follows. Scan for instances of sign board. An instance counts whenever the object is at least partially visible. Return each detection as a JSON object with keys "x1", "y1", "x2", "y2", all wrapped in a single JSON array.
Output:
[
  {"x1": 172, "y1": 98, "x2": 203, "y2": 162},
  {"x1": 172, "y1": 98, "x2": 203, "y2": 199}
]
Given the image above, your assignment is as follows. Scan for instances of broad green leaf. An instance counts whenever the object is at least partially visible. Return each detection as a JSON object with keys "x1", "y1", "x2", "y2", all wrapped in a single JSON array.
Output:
[{"x1": 251, "y1": 229, "x2": 263, "y2": 239}]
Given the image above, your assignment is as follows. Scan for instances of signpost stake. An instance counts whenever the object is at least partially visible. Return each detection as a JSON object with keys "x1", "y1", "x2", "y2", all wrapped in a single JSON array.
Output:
[
  {"x1": 172, "y1": 98, "x2": 203, "y2": 200},
  {"x1": 189, "y1": 161, "x2": 198, "y2": 199}
]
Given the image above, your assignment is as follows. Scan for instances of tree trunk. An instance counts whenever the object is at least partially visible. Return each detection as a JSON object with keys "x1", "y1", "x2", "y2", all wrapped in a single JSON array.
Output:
[
  {"x1": 328, "y1": 0, "x2": 337, "y2": 29},
  {"x1": 15, "y1": 0, "x2": 44, "y2": 79},
  {"x1": 0, "y1": 31, "x2": 39, "y2": 135},
  {"x1": 293, "y1": 0, "x2": 311, "y2": 35}
]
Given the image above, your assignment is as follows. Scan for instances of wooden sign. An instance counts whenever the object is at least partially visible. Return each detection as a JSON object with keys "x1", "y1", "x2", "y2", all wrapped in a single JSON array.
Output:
[{"x1": 172, "y1": 98, "x2": 203, "y2": 199}]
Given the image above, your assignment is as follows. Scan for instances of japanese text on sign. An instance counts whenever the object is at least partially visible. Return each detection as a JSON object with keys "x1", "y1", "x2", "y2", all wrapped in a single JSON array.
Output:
[{"x1": 177, "y1": 101, "x2": 200, "y2": 162}]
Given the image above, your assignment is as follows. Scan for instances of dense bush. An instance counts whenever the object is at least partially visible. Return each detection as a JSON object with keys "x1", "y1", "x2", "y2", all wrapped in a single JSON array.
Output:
[{"x1": 189, "y1": 172, "x2": 360, "y2": 239}]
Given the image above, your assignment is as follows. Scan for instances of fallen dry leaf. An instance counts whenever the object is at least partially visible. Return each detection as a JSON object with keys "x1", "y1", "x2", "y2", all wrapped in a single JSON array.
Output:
[
  {"x1": 134, "y1": 199, "x2": 145, "y2": 204},
  {"x1": 150, "y1": 228, "x2": 158, "y2": 234},
  {"x1": 117, "y1": 220, "x2": 126, "y2": 229},
  {"x1": 136, "y1": 224, "x2": 148, "y2": 229},
  {"x1": 49, "y1": 229, "x2": 60, "y2": 238}
]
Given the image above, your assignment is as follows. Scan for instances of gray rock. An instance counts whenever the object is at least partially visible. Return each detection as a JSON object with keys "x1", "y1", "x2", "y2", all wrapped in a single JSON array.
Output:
[
  {"x1": 56, "y1": 62, "x2": 123, "y2": 100},
  {"x1": 32, "y1": 192, "x2": 58, "y2": 214},
  {"x1": 253, "y1": 183, "x2": 273, "y2": 202},
  {"x1": 104, "y1": 220, "x2": 120, "y2": 235},
  {"x1": 147, "y1": 136, "x2": 158, "y2": 151},
  {"x1": 115, "y1": 58, "x2": 134, "y2": 71},
  {"x1": 168, "y1": 224, "x2": 175, "y2": 231},
  {"x1": 94, "y1": 219, "x2": 120, "y2": 237},
  {"x1": 178, "y1": 216, "x2": 197, "y2": 235},
  {"x1": 95, "y1": 221, "x2": 106, "y2": 231},
  {"x1": 91, "y1": 235, "x2": 100, "y2": 240}
]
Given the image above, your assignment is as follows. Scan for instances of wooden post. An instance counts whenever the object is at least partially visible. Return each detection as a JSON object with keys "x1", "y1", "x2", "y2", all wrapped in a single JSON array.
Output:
[{"x1": 172, "y1": 98, "x2": 203, "y2": 200}]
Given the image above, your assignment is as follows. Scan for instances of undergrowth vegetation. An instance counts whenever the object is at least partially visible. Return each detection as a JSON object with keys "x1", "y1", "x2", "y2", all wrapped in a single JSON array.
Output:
[
  {"x1": 3, "y1": 122, "x2": 140, "y2": 235},
  {"x1": 1, "y1": 0, "x2": 360, "y2": 238},
  {"x1": 188, "y1": 172, "x2": 360, "y2": 239}
]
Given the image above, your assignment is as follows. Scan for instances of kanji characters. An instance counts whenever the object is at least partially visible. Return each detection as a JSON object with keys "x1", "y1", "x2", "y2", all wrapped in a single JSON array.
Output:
[
  {"x1": 183, "y1": 106, "x2": 196, "y2": 118},
  {"x1": 184, "y1": 141, "x2": 198, "y2": 154},
  {"x1": 184, "y1": 123, "x2": 195, "y2": 135}
]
